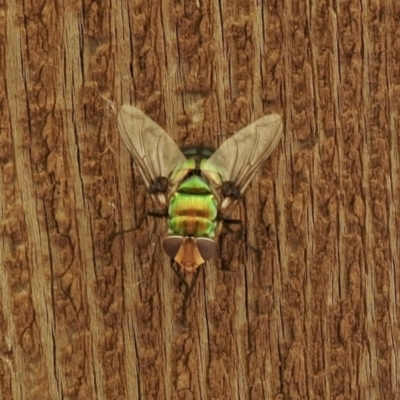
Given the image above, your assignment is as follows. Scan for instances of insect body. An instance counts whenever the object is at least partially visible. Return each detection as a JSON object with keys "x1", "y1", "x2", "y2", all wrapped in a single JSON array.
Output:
[
  {"x1": 164, "y1": 153, "x2": 220, "y2": 272},
  {"x1": 117, "y1": 105, "x2": 283, "y2": 273}
]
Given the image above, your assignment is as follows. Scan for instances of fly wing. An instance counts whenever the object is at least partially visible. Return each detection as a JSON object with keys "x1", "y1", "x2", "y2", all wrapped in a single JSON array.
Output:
[
  {"x1": 118, "y1": 104, "x2": 187, "y2": 208},
  {"x1": 202, "y1": 113, "x2": 283, "y2": 216}
]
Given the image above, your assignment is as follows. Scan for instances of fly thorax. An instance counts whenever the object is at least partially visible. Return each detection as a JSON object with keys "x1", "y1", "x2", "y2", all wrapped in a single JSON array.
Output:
[{"x1": 177, "y1": 175, "x2": 212, "y2": 194}]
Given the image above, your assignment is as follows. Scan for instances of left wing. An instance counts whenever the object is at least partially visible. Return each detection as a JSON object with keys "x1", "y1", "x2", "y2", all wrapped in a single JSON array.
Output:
[
  {"x1": 202, "y1": 113, "x2": 283, "y2": 216},
  {"x1": 118, "y1": 105, "x2": 187, "y2": 208}
]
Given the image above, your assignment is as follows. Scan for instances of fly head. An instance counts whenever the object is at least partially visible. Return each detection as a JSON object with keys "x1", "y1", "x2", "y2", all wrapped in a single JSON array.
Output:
[{"x1": 163, "y1": 236, "x2": 217, "y2": 273}]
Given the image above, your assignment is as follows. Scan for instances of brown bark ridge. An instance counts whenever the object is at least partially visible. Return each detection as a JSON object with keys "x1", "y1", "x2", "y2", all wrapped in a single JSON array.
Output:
[{"x1": 0, "y1": 0, "x2": 399, "y2": 399}]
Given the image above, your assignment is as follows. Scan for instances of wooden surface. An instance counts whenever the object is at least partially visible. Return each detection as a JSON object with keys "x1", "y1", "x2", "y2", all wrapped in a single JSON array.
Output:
[{"x1": 1, "y1": 0, "x2": 399, "y2": 399}]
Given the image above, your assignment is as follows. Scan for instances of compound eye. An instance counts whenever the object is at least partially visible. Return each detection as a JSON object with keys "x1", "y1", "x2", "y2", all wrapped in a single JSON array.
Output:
[
  {"x1": 163, "y1": 236, "x2": 184, "y2": 258},
  {"x1": 196, "y1": 238, "x2": 217, "y2": 261}
]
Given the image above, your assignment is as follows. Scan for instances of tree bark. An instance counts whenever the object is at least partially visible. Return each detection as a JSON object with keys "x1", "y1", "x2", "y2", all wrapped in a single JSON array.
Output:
[{"x1": 1, "y1": 0, "x2": 399, "y2": 399}]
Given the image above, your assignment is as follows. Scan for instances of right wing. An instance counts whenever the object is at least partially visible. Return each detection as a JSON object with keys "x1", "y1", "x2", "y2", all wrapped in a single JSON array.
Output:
[
  {"x1": 118, "y1": 105, "x2": 187, "y2": 208},
  {"x1": 202, "y1": 113, "x2": 283, "y2": 216}
]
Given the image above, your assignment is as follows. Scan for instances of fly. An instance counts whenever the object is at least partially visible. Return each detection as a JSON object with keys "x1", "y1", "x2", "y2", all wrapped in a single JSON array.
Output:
[{"x1": 117, "y1": 105, "x2": 283, "y2": 323}]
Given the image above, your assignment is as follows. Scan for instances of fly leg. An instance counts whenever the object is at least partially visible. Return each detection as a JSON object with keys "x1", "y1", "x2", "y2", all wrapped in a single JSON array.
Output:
[
  {"x1": 181, "y1": 268, "x2": 201, "y2": 326},
  {"x1": 222, "y1": 218, "x2": 242, "y2": 225},
  {"x1": 221, "y1": 218, "x2": 261, "y2": 257},
  {"x1": 111, "y1": 209, "x2": 167, "y2": 239},
  {"x1": 170, "y1": 260, "x2": 202, "y2": 326}
]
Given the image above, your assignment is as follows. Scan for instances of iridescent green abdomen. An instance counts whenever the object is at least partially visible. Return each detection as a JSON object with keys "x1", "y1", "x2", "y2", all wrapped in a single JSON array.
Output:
[{"x1": 168, "y1": 175, "x2": 218, "y2": 238}]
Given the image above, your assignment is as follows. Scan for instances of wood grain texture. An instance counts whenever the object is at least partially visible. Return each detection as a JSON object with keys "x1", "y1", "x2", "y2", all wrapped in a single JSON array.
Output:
[{"x1": 0, "y1": 0, "x2": 399, "y2": 399}]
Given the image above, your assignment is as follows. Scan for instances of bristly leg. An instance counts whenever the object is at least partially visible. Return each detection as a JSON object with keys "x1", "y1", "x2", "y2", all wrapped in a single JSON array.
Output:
[
  {"x1": 221, "y1": 218, "x2": 261, "y2": 257},
  {"x1": 221, "y1": 217, "x2": 242, "y2": 225},
  {"x1": 170, "y1": 259, "x2": 202, "y2": 326},
  {"x1": 110, "y1": 209, "x2": 167, "y2": 240}
]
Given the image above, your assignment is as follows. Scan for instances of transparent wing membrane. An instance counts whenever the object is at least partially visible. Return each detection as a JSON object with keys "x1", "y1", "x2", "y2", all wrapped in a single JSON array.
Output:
[
  {"x1": 118, "y1": 105, "x2": 187, "y2": 207},
  {"x1": 201, "y1": 113, "x2": 283, "y2": 215}
]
